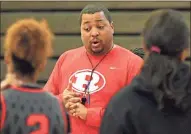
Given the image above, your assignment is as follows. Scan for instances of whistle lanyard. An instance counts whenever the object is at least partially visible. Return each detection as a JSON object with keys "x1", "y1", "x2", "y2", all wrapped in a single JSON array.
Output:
[{"x1": 81, "y1": 52, "x2": 109, "y2": 105}]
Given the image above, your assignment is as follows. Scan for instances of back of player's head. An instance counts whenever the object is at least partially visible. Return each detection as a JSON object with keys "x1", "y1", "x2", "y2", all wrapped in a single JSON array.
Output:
[
  {"x1": 4, "y1": 18, "x2": 53, "y2": 76},
  {"x1": 79, "y1": 4, "x2": 112, "y2": 25},
  {"x1": 130, "y1": 48, "x2": 145, "y2": 59},
  {"x1": 140, "y1": 9, "x2": 190, "y2": 112},
  {"x1": 142, "y1": 9, "x2": 189, "y2": 57}
]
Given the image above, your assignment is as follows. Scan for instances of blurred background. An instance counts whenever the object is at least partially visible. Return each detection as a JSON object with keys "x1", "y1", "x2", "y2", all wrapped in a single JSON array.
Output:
[{"x1": 0, "y1": 1, "x2": 190, "y2": 85}]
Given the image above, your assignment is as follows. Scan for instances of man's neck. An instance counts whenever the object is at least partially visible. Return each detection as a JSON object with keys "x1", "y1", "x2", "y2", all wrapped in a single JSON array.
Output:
[{"x1": 87, "y1": 44, "x2": 115, "y2": 57}]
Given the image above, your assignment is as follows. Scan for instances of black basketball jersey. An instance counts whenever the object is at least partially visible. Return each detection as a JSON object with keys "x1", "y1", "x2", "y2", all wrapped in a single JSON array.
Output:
[{"x1": 0, "y1": 84, "x2": 69, "y2": 134}]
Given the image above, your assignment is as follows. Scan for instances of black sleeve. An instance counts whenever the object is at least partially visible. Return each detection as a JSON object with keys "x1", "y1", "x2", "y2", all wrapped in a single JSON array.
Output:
[
  {"x1": 100, "y1": 108, "x2": 126, "y2": 134},
  {"x1": 100, "y1": 89, "x2": 135, "y2": 134}
]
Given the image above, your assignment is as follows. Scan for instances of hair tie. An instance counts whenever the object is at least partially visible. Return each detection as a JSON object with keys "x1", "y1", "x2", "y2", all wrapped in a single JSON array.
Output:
[{"x1": 151, "y1": 46, "x2": 161, "y2": 53}]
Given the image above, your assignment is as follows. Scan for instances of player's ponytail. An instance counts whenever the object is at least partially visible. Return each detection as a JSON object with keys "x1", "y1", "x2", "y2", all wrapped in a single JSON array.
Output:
[
  {"x1": 140, "y1": 9, "x2": 190, "y2": 112},
  {"x1": 140, "y1": 49, "x2": 190, "y2": 112}
]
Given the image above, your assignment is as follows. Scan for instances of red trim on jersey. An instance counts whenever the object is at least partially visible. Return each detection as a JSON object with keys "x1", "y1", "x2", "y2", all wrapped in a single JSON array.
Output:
[
  {"x1": 57, "y1": 98, "x2": 69, "y2": 134},
  {"x1": 0, "y1": 95, "x2": 6, "y2": 130},
  {"x1": 10, "y1": 85, "x2": 45, "y2": 93}
]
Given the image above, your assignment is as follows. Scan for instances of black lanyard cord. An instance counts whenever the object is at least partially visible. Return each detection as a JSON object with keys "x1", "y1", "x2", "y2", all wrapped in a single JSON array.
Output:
[
  {"x1": 82, "y1": 46, "x2": 114, "y2": 105},
  {"x1": 84, "y1": 52, "x2": 109, "y2": 95}
]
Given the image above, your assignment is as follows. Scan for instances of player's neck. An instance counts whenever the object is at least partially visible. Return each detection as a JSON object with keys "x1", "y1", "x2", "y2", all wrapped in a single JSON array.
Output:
[{"x1": 13, "y1": 72, "x2": 37, "y2": 84}]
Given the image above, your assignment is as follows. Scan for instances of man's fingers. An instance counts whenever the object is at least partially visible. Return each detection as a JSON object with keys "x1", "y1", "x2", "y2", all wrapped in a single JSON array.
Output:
[
  {"x1": 74, "y1": 92, "x2": 82, "y2": 97},
  {"x1": 69, "y1": 103, "x2": 79, "y2": 110},
  {"x1": 62, "y1": 82, "x2": 81, "y2": 105},
  {"x1": 63, "y1": 91, "x2": 81, "y2": 98},
  {"x1": 63, "y1": 94, "x2": 73, "y2": 100},
  {"x1": 70, "y1": 92, "x2": 81, "y2": 97},
  {"x1": 63, "y1": 92, "x2": 81, "y2": 106},
  {"x1": 63, "y1": 94, "x2": 75, "y2": 105},
  {"x1": 65, "y1": 102, "x2": 73, "y2": 109},
  {"x1": 68, "y1": 97, "x2": 81, "y2": 103},
  {"x1": 69, "y1": 109, "x2": 78, "y2": 117},
  {"x1": 65, "y1": 82, "x2": 81, "y2": 96},
  {"x1": 69, "y1": 107, "x2": 79, "y2": 117},
  {"x1": 68, "y1": 103, "x2": 81, "y2": 118},
  {"x1": 63, "y1": 93, "x2": 80, "y2": 100},
  {"x1": 69, "y1": 109, "x2": 76, "y2": 114}
]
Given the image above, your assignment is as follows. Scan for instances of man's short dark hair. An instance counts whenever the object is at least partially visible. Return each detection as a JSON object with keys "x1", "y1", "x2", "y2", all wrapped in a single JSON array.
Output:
[{"x1": 79, "y1": 4, "x2": 112, "y2": 25}]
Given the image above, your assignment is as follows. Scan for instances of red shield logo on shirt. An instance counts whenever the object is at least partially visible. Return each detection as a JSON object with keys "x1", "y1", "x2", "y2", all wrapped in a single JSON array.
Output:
[{"x1": 69, "y1": 69, "x2": 106, "y2": 94}]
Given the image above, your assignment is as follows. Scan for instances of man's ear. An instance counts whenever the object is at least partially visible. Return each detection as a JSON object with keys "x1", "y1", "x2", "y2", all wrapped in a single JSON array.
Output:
[{"x1": 110, "y1": 21, "x2": 114, "y2": 34}]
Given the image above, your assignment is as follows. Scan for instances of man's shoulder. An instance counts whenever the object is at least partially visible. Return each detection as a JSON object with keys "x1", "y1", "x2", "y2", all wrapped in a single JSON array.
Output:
[
  {"x1": 115, "y1": 45, "x2": 135, "y2": 55},
  {"x1": 61, "y1": 46, "x2": 84, "y2": 56},
  {"x1": 58, "y1": 46, "x2": 84, "y2": 60},
  {"x1": 114, "y1": 45, "x2": 143, "y2": 60}
]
